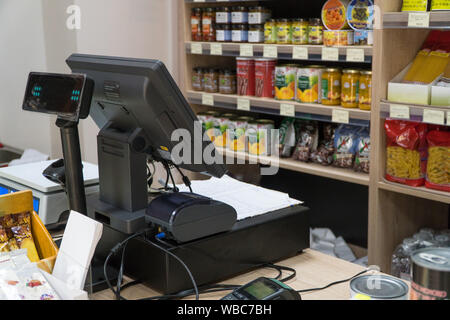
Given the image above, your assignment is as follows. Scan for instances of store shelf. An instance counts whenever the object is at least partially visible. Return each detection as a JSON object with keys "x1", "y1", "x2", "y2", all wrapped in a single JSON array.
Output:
[
  {"x1": 186, "y1": 0, "x2": 267, "y2": 3},
  {"x1": 218, "y1": 147, "x2": 370, "y2": 186},
  {"x1": 380, "y1": 100, "x2": 450, "y2": 125},
  {"x1": 187, "y1": 90, "x2": 371, "y2": 126},
  {"x1": 378, "y1": 180, "x2": 450, "y2": 204},
  {"x1": 186, "y1": 42, "x2": 373, "y2": 63},
  {"x1": 383, "y1": 11, "x2": 450, "y2": 29}
]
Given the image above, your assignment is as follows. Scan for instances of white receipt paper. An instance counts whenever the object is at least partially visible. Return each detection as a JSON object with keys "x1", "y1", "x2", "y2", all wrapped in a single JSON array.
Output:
[
  {"x1": 176, "y1": 175, "x2": 302, "y2": 221},
  {"x1": 52, "y1": 211, "x2": 103, "y2": 290}
]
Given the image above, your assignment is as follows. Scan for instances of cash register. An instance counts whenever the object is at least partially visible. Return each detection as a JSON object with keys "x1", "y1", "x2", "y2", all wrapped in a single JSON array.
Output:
[{"x1": 23, "y1": 54, "x2": 310, "y2": 295}]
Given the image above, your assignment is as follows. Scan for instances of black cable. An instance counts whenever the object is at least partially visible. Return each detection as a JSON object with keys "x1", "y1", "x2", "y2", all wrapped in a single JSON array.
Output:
[
  {"x1": 139, "y1": 283, "x2": 239, "y2": 301},
  {"x1": 264, "y1": 263, "x2": 297, "y2": 283},
  {"x1": 115, "y1": 241, "x2": 129, "y2": 300},
  {"x1": 173, "y1": 164, "x2": 193, "y2": 193},
  {"x1": 297, "y1": 269, "x2": 368, "y2": 293}
]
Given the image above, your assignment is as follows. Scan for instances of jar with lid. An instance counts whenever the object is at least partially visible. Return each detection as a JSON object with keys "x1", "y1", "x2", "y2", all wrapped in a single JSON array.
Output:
[
  {"x1": 292, "y1": 19, "x2": 309, "y2": 45},
  {"x1": 192, "y1": 67, "x2": 204, "y2": 91},
  {"x1": 231, "y1": 6, "x2": 248, "y2": 24},
  {"x1": 308, "y1": 18, "x2": 323, "y2": 45},
  {"x1": 191, "y1": 8, "x2": 203, "y2": 41},
  {"x1": 321, "y1": 68, "x2": 342, "y2": 105},
  {"x1": 359, "y1": 70, "x2": 372, "y2": 110},
  {"x1": 249, "y1": 6, "x2": 271, "y2": 25},
  {"x1": 216, "y1": 6, "x2": 231, "y2": 24},
  {"x1": 232, "y1": 24, "x2": 248, "y2": 43},
  {"x1": 276, "y1": 19, "x2": 292, "y2": 44},
  {"x1": 216, "y1": 24, "x2": 232, "y2": 42},
  {"x1": 202, "y1": 8, "x2": 216, "y2": 42},
  {"x1": 204, "y1": 68, "x2": 220, "y2": 93},
  {"x1": 264, "y1": 19, "x2": 277, "y2": 44},
  {"x1": 219, "y1": 69, "x2": 237, "y2": 94},
  {"x1": 341, "y1": 69, "x2": 360, "y2": 108},
  {"x1": 249, "y1": 24, "x2": 265, "y2": 43}
]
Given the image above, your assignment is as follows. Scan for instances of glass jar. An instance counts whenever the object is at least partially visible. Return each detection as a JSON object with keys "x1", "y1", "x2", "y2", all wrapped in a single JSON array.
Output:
[
  {"x1": 216, "y1": 6, "x2": 231, "y2": 24},
  {"x1": 216, "y1": 24, "x2": 232, "y2": 42},
  {"x1": 308, "y1": 18, "x2": 323, "y2": 45},
  {"x1": 249, "y1": 24, "x2": 265, "y2": 43},
  {"x1": 231, "y1": 6, "x2": 248, "y2": 24},
  {"x1": 359, "y1": 70, "x2": 372, "y2": 110},
  {"x1": 276, "y1": 19, "x2": 291, "y2": 44},
  {"x1": 264, "y1": 19, "x2": 277, "y2": 44},
  {"x1": 219, "y1": 69, "x2": 237, "y2": 94},
  {"x1": 341, "y1": 69, "x2": 360, "y2": 108},
  {"x1": 292, "y1": 18, "x2": 309, "y2": 45},
  {"x1": 192, "y1": 67, "x2": 204, "y2": 91},
  {"x1": 204, "y1": 68, "x2": 219, "y2": 93},
  {"x1": 202, "y1": 8, "x2": 215, "y2": 42},
  {"x1": 191, "y1": 8, "x2": 203, "y2": 41},
  {"x1": 249, "y1": 6, "x2": 271, "y2": 25},
  {"x1": 232, "y1": 24, "x2": 248, "y2": 43},
  {"x1": 321, "y1": 68, "x2": 342, "y2": 105}
]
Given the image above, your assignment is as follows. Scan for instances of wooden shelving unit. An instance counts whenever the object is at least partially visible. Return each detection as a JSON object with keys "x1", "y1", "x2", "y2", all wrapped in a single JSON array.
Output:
[{"x1": 178, "y1": 0, "x2": 450, "y2": 274}]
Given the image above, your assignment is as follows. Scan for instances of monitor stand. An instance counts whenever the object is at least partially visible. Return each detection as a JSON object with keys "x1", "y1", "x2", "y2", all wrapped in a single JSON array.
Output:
[{"x1": 87, "y1": 122, "x2": 149, "y2": 234}]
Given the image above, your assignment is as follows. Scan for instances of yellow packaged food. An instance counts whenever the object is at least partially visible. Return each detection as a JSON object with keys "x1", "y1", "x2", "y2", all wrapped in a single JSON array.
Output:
[
  {"x1": 359, "y1": 70, "x2": 372, "y2": 110},
  {"x1": 322, "y1": 0, "x2": 350, "y2": 30},
  {"x1": 275, "y1": 65, "x2": 297, "y2": 101},
  {"x1": 321, "y1": 68, "x2": 342, "y2": 105},
  {"x1": 296, "y1": 66, "x2": 323, "y2": 103},
  {"x1": 341, "y1": 69, "x2": 360, "y2": 108},
  {"x1": 431, "y1": 0, "x2": 450, "y2": 10},
  {"x1": 402, "y1": 0, "x2": 429, "y2": 11}
]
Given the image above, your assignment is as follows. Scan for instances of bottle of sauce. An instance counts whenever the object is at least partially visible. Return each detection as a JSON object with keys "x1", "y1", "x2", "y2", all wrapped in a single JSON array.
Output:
[
  {"x1": 191, "y1": 8, "x2": 202, "y2": 41},
  {"x1": 202, "y1": 8, "x2": 216, "y2": 42}
]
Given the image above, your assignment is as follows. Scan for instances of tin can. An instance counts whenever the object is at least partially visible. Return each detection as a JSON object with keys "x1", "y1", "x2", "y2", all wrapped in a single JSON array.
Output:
[
  {"x1": 255, "y1": 58, "x2": 277, "y2": 98},
  {"x1": 354, "y1": 30, "x2": 373, "y2": 45},
  {"x1": 236, "y1": 58, "x2": 255, "y2": 96},
  {"x1": 323, "y1": 30, "x2": 354, "y2": 46},
  {"x1": 198, "y1": 111, "x2": 220, "y2": 141},
  {"x1": 296, "y1": 66, "x2": 323, "y2": 103},
  {"x1": 227, "y1": 117, "x2": 252, "y2": 152},
  {"x1": 214, "y1": 115, "x2": 233, "y2": 148},
  {"x1": 247, "y1": 119, "x2": 275, "y2": 156},
  {"x1": 350, "y1": 274, "x2": 409, "y2": 300},
  {"x1": 275, "y1": 65, "x2": 297, "y2": 101},
  {"x1": 410, "y1": 247, "x2": 450, "y2": 300}
]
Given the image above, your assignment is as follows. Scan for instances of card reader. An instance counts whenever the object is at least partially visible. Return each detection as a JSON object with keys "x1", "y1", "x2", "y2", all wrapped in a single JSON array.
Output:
[{"x1": 221, "y1": 277, "x2": 301, "y2": 301}]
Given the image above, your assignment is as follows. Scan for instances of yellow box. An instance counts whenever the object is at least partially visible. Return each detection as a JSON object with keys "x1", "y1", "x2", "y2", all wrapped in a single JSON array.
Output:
[{"x1": 0, "y1": 190, "x2": 58, "y2": 273}]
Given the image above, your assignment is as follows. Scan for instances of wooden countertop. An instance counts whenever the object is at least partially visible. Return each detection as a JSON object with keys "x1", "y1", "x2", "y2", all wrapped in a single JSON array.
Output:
[{"x1": 93, "y1": 249, "x2": 368, "y2": 300}]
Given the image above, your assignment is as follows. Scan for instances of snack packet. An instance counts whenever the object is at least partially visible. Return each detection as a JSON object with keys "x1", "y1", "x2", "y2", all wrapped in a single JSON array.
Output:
[
  {"x1": 310, "y1": 123, "x2": 337, "y2": 166},
  {"x1": 292, "y1": 120, "x2": 319, "y2": 162},
  {"x1": 279, "y1": 118, "x2": 297, "y2": 158},
  {"x1": 354, "y1": 127, "x2": 371, "y2": 173}
]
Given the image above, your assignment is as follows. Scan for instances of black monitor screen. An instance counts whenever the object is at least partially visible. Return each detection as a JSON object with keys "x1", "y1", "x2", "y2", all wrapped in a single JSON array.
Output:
[{"x1": 23, "y1": 73, "x2": 86, "y2": 119}]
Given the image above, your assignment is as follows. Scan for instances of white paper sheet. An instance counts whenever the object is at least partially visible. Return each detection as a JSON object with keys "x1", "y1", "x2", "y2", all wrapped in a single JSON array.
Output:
[{"x1": 176, "y1": 175, "x2": 302, "y2": 221}]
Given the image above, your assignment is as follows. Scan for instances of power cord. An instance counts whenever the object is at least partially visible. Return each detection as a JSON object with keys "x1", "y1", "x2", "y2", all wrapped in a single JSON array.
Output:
[{"x1": 296, "y1": 269, "x2": 369, "y2": 293}]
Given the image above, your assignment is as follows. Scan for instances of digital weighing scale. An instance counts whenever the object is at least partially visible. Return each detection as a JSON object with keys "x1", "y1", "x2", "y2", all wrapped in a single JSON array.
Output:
[{"x1": 0, "y1": 160, "x2": 99, "y2": 225}]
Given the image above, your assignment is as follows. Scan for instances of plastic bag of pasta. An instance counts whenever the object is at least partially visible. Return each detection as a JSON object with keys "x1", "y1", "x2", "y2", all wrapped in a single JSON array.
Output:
[
  {"x1": 384, "y1": 120, "x2": 428, "y2": 187},
  {"x1": 425, "y1": 130, "x2": 450, "y2": 192}
]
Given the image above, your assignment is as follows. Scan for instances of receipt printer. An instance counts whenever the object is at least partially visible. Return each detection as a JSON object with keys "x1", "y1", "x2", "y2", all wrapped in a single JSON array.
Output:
[{"x1": 145, "y1": 192, "x2": 237, "y2": 243}]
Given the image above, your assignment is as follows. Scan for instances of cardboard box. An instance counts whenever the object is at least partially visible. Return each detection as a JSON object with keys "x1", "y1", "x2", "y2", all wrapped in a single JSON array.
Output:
[
  {"x1": 431, "y1": 76, "x2": 450, "y2": 106},
  {"x1": 0, "y1": 190, "x2": 58, "y2": 273},
  {"x1": 388, "y1": 63, "x2": 441, "y2": 105}
]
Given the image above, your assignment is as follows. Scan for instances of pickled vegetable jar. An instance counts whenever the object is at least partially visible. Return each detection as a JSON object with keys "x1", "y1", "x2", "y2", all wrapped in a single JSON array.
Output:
[
  {"x1": 359, "y1": 70, "x2": 372, "y2": 110},
  {"x1": 321, "y1": 68, "x2": 342, "y2": 105},
  {"x1": 341, "y1": 69, "x2": 360, "y2": 108},
  {"x1": 308, "y1": 18, "x2": 323, "y2": 45},
  {"x1": 292, "y1": 19, "x2": 309, "y2": 45},
  {"x1": 264, "y1": 19, "x2": 277, "y2": 43},
  {"x1": 276, "y1": 19, "x2": 292, "y2": 44}
]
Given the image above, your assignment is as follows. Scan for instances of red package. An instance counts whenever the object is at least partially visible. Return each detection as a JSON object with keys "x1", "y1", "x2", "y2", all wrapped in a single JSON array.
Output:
[
  {"x1": 425, "y1": 130, "x2": 450, "y2": 192},
  {"x1": 384, "y1": 120, "x2": 428, "y2": 187}
]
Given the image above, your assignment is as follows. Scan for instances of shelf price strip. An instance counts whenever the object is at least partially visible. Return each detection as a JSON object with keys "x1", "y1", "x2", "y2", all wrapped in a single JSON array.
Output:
[
  {"x1": 389, "y1": 104, "x2": 410, "y2": 120},
  {"x1": 202, "y1": 93, "x2": 214, "y2": 106},
  {"x1": 240, "y1": 44, "x2": 253, "y2": 57},
  {"x1": 332, "y1": 109, "x2": 349, "y2": 124},
  {"x1": 191, "y1": 43, "x2": 203, "y2": 54},
  {"x1": 322, "y1": 47, "x2": 339, "y2": 61},
  {"x1": 292, "y1": 47, "x2": 309, "y2": 60},
  {"x1": 280, "y1": 103, "x2": 295, "y2": 117},
  {"x1": 408, "y1": 12, "x2": 430, "y2": 28},
  {"x1": 237, "y1": 98, "x2": 250, "y2": 111},
  {"x1": 423, "y1": 109, "x2": 445, "y2": 125},
  {"x1": 346, "y1": 48, "x2": 365, "y2": 62},
  {"x1": 263, "y1": 45, "x2": 278, "y2": 58},
  {"x1": 210, "y1": 43, "x2": 222, "y2": 55}
]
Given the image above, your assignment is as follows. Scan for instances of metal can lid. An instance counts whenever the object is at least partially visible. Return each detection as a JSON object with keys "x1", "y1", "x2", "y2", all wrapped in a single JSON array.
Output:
[
  {"x1": 411, "y1": 247, "x2": 450, "y2": 272},
  {"x1": 350, "y1": 275, "x2": 409, "y2": 299}
]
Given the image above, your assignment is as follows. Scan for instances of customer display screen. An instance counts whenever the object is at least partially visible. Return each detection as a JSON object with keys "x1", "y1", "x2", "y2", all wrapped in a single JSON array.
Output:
[{"x1": 23, "y1": 73, "x2": 86, "y2": 119}]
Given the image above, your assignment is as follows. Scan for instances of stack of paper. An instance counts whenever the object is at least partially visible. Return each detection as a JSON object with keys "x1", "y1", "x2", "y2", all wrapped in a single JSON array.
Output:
[{"x1": 176, "y1": 175, "x2": 302, "y2": 221}]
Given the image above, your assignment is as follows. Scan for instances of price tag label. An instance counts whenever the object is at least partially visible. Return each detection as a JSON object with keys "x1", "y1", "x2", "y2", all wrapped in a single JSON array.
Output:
[
  {"x1": 322, "y1": 47, "x2": 339, "y2": 61},
  {"x1": 292, "y1": 46, "x2": 309, "y2": 60},
  {"x1": 423, "y1": 109, "x2": 445, "y2": 125},
  {"x1": 193, "y1": 0, "x2": 205, "y2": 2},
  {"x1": 408, "y1": 12, "x2": 430, "y2": 28},
  {"x1": 202, "y1": 94, "x2": 214, "y2": 106},
  {"x1": 280, "y1": 104, "x2": 295, "y2": 117},
  {"x1": 210, "y1": 43, "x2": 222, "y2": 55},
  {"x1": 240, "y1": 44, "x2": 253, "y2": 57},
  {"x1": 447, "y1": 112, "x2": 450, "y2": 126},
  {"x1": 346, "y1": 48, "x2": 365, "y2": 62},
  {"x1": 332, "y1": 109, "x2": 349, "y2": 124},
  {"x1": 237, "y1": 98, "x2": 250, "y2": 111},
  {"x1": 263, "y1": 45, "x2": 278, "y2": 58},
  {"x1": 191, "y1": 43, "x2": 203, "y2": 54},
  {"x1": 390, "y1": 104, "x2": 410, "y2": 120}
]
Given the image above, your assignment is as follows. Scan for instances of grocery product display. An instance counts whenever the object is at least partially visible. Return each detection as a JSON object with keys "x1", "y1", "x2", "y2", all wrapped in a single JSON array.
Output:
[{"x1": 402, "y1": 0, "x2": 450, "y2": 11}]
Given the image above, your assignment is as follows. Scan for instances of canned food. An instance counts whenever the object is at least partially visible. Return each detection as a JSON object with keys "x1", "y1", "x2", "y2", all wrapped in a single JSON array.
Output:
[
  {"x1": 213, "y1": 115, "x2": 233, "y2": 148},
  {"x1": 227, "y1": 117, "x2": 251, "y2": 152},
  {"x1": 197, "y1": 112, "x2": 220, "y2": 141},
  {"x1": 323, "y1": 30, "x2": 354, "y2": 46},
  {"x1": 247, "y1": 119, "x2": 275, "y2": 156},
  {"x1": 236, "y1": 58, "x2": 255, "y2": 96},
  {"x1": 322, "y1": 0, "x2": 350, "y2": 31},
  {"x1": 350, "y1": 274, "x2": 409, "y2": 300},
  {"x1": 346, "y1": 0, "x2": 374, "y2": 31},
  {"x1": 255, "y1": 58, "x2": 277, "y2": 98},
  {"x1": 321, "y1": 68, "x2": 342, "y2": 105},
  {"x1": 296, "y1": 66, "x2": 323, "y2": 103},
  {"x1": 354, "y1": 30, "x2": 373, "y2": 45},
  {"x1": 410, "y1": 247, "x2": 450, "y2": 300},
  {"x1": 275, "y1": 65, "x2": 297, "y2": 101},
  {"x1": 341, "y1": 69, "x2": 360, "y2": 108}
]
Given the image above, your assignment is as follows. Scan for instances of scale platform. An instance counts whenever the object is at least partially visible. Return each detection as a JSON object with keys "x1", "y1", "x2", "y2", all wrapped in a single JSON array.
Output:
[{"x1": 0, "y1": 160, "x2": 99, "y2": 225}]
